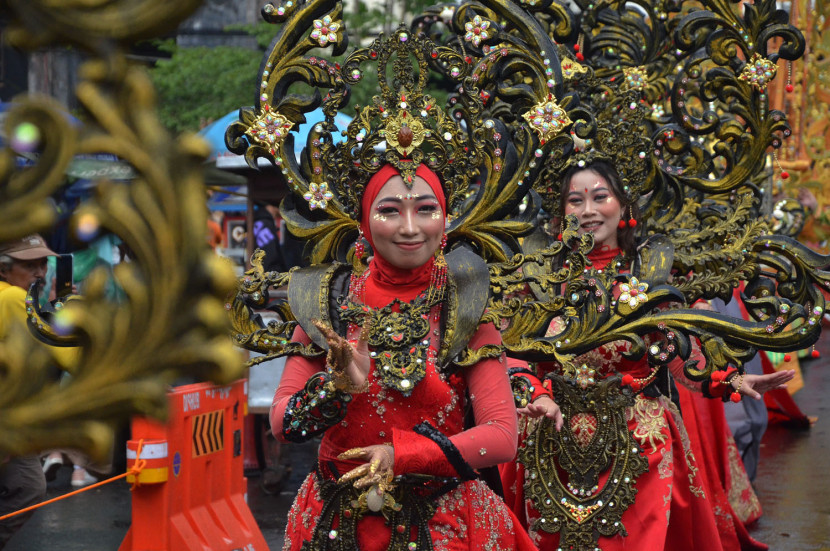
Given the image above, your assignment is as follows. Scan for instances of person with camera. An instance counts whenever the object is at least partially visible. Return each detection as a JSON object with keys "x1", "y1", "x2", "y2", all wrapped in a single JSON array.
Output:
[{"x1": 0, "y1": 234, "x2": 69, "y2": 547}]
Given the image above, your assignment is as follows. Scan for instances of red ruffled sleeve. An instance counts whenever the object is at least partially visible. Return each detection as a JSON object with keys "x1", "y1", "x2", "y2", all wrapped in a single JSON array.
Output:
[{"x1": 392, "y1": 323, "x2": 519, "y2": 477}]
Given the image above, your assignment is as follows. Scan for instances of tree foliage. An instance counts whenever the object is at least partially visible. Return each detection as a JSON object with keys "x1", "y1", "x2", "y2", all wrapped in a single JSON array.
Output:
[
  {"x1": 149, "y1": 2, "x2": 451, "y2": 132},
  {"x1": 149, "y1": 40, "x2": 262, "y2": 133}
]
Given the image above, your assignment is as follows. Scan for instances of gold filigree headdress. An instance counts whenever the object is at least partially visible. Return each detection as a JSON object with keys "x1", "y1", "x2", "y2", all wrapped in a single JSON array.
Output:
[
  {"x1": 226, "y1": 0, "x2": 569, "y2": 264},
  {"x1": 536, "y1": 69, "x2": 654, "y2": 215},
  {"x1": 317, "y1": 26, "x2": 480, "y2": 216},
  {"x1": 227, "y1": 20, "x2": 484, "y2": 223}
]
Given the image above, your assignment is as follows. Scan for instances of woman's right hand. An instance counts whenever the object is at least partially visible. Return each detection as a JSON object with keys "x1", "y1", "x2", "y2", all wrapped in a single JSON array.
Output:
[
  {"x1": 312, "y1": 318, "x2": 372, "y2": 390},
  {"x1": 519, "y1": 395, "x2": 564, "y2": 431}
]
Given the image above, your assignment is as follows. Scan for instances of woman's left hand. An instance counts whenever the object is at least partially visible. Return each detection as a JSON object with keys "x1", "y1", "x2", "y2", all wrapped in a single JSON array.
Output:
[
  {"x1": 518, "y1": 395, "x2": 564, "y2": 431},
  {"x1": 736, "y1": 370, "x2": 795, "y2": 400},
  {"x1": 337, "y1": 444, "x2": 395, "y2": 489}
]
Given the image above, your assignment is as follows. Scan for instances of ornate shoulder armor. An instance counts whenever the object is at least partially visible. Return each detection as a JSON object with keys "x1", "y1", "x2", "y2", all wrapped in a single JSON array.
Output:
[
  {"x1": 287, "y1": 262, "x2": 351, "y2": 348},
  {"x1": 439, "y1": 246, "x2": 491, "y2": 367}
]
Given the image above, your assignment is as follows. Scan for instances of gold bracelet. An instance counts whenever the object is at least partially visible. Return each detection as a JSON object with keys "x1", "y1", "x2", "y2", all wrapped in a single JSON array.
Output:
[
  {"x1": 729, "y1": 373, "x2": 746, "y2": 393},
  {"x1": 376, "y1": 445, "x2": 394, "y2": 470},
  {"x1": 731, "y1": 373, "x2": 745, "y2": 394}
]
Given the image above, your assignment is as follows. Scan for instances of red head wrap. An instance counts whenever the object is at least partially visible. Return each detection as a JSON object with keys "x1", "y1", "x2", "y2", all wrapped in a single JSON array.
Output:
[{"x1": 359, "y1": 164, "x2": 446, "y2": 251}]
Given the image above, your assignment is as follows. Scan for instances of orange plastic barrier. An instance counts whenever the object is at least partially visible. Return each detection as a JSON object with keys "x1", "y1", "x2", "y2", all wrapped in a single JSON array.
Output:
[{"x1": 119, "y1": 380, "x2": 268, "y2": 551}]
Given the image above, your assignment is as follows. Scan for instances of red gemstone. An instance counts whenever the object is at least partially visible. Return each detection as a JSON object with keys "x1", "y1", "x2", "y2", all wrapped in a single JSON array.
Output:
[
  {"x1": 431, "y1": 51, "x2": 438, "y2": 59},
  {"x1": 786, "y1": 84, "x2": 794, "y2": 93},
  {"x1": 397, "y1": 525, "x2": 406, "y2": 534}
]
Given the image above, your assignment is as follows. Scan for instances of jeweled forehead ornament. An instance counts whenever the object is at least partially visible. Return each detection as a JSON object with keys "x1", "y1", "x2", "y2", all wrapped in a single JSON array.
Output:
[{"x1": 384, "y1": 94, "x2": 428, "y2": 185}]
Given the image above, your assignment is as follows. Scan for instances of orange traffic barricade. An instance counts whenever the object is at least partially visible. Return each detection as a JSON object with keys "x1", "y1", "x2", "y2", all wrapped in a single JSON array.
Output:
[{"x1": 119, "y1": 380, "x2": 268, "y2": 551}]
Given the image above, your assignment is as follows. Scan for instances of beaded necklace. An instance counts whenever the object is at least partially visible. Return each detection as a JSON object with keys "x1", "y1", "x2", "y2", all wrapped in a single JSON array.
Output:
[{"x1": 340, "y1": 259, "x2": 448, "y2": 395}]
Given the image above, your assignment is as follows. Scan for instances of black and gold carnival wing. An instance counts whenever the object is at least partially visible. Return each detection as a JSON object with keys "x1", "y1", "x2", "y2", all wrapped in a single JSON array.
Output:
[
  {"x1": 411, "y1": 2, "x2": 579, "y2": 260},
  {"x1": 487, "y1": 228, "x2": 828, "y2": 382},
  {"x1": 225, "y1": 250, "x2": 325, "y2": 367},
  {"x1": 226, "y1": 0, "x2": 569, "y2": 265}
]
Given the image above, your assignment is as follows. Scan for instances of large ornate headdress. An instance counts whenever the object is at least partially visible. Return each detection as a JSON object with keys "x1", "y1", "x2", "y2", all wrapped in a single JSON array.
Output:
[
  {"x1": 225, "y1": 1, "x2": 567, "y2": 264},
  {"x1": 306, "y1": 26, "x2": 478, "y2": 215},
  {"x1": 536, "y1": 66, "x2": 654, "y2": 215}
]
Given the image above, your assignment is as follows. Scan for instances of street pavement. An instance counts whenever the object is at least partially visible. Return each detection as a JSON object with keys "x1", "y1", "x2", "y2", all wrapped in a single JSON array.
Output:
[{"x1": 5, "y1": 337, "x2": 830, "y2": 550}]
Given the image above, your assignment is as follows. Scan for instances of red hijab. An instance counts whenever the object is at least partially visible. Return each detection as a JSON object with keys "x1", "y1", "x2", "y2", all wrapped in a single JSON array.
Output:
[{"x1": 359, "y1": 164, "x2": 446, "y2": 306}]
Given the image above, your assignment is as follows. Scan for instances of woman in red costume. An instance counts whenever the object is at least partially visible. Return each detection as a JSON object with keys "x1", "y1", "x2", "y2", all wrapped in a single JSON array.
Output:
[
  {"x1": 272, "y1": 163, "x2": 538, "y2": 551},
  {"x1": 501, "y1": 161, "x2": 794, "y2": 550}
]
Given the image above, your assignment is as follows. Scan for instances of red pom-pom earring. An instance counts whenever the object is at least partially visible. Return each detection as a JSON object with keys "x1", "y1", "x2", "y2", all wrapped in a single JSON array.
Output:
[
  {"x1": 574, "y1": 35, "x2": 585, "y2": 62},
  {"x1": 619, "y1": 206, "x2": 637, "y2": 229}
]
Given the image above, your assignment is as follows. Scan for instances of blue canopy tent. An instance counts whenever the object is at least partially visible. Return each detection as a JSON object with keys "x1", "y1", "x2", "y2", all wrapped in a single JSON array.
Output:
[{"x1": 198, "y1": 107, "x2": 351, "y2": 212}]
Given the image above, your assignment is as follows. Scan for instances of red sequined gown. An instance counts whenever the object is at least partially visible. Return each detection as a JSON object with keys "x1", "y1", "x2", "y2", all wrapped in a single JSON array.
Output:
[
  {"x1": 272, "y1": 255, "x2": 538, "y2": 551},
  {"x1": 500, "y1": 247, "x2": 725, "y2": 550}
]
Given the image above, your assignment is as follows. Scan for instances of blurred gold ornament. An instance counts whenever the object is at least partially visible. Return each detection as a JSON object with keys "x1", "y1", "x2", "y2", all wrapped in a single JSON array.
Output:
[{"x1": 1, "y1": 1, "x2": 243, "y2": 461}]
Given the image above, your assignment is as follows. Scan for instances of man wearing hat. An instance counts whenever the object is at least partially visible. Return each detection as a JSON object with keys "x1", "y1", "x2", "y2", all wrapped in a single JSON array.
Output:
[{"x1": 0, "y1": 234, "x2": 56, "y2": 548}]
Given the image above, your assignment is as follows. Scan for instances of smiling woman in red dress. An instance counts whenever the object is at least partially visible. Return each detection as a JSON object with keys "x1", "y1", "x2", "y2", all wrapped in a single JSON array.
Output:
[
  {"x1": 272, "y1": 163, "x2": 538, "y2": 551},
  {"x1": 501, "y1": 161, "x2": 794, "y2": 551}
]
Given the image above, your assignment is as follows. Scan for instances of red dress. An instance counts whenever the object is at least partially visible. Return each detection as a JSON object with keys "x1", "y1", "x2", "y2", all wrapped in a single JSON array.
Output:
[
  {"x1": 675, "y1": 386, "x2": 766, "y2": 550},
  {"x1": 272, "y1": 256, "x2": 538, "y2": 551},
  {"x1": 501, "y1": 247, "x2": 722, "y2": 550}
]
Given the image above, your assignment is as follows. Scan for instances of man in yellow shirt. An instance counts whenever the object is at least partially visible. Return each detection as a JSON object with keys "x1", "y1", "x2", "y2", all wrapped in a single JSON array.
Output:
[{"x1": 0, "y1": 234, "x2": 56, "y2": 548}]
